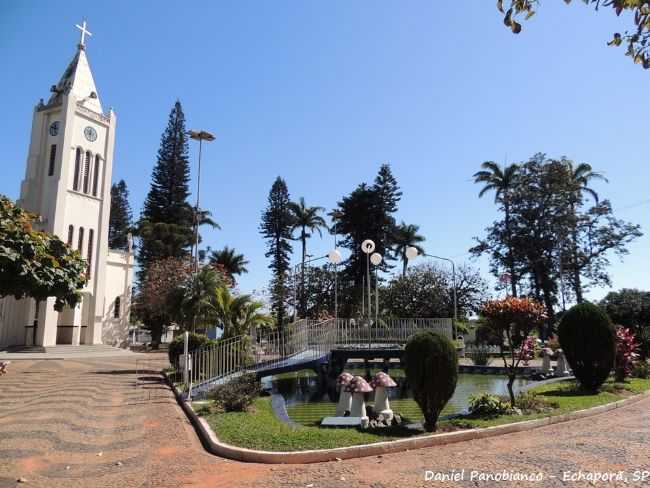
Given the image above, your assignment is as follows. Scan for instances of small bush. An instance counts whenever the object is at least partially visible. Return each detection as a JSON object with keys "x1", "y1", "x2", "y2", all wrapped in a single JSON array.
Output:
[
  {"x1": 632, "y1": 361, "x2": 650, "y2": 379},
  {"x1": 404, "y1": 331, "x2": 458, "y2": 432},
  {"x1": 615, "y1": 326, "x2": 639, "y2": 382},
  {"x1": 208, "y1": 373, "x2": 261, "y2": 412},
  {"x1": 467, "y1": 393, "x2": 511, "y2": 417},
  {"x1": 514, "y1": 391, "x2": 558, "y2": 414},
  {"x1": 168, "y1": 333, "x2": 217, "y2": 364},
  {"x1": 558, "y1": 302, "x2": 616, "y2": 392}
]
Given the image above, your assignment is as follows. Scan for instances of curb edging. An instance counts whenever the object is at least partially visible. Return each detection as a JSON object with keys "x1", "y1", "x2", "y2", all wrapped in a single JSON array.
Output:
[{"x1": 164, "y1": 373, "x2": 650, "y2": 464}]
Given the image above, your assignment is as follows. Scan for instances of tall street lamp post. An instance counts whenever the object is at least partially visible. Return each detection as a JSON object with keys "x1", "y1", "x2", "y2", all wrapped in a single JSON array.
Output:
[
  {"x1": 188, "y1": 129, "x2": 215, "y2": 272},
  {"x1": 406, "y1": 246, "x2": 458, "y2": 338},
  {"x1": 292, "y1": 250, "x2": 341, "y2": 321},
  {"x1": 370, "y1": 252, "x2": 382, "y2": 323}
]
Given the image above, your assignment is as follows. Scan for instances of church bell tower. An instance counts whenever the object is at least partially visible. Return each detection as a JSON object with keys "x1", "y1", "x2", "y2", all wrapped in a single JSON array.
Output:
[{"x1": 12, "y1": 21, "x2": 117, "y2": 346}]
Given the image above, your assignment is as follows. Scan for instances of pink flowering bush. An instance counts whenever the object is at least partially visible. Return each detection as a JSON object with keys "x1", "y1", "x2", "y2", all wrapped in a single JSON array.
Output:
[
  {"x1": 615, "y1": 326, "x2": 639, "y2": 382},
  {"x1": 519, "y1": 336, "x2": 537, "y2": 366}
]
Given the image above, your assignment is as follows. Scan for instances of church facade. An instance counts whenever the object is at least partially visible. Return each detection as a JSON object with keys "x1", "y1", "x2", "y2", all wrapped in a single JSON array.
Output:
[{"x1": 0, "y1": 23, "x2": 134, "y2": 348}]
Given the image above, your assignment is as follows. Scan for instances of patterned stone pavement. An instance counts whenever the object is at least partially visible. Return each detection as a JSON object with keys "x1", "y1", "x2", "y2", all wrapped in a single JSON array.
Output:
[{"x1": 1, "y1": 355, "x2": 649, "y2": 488}]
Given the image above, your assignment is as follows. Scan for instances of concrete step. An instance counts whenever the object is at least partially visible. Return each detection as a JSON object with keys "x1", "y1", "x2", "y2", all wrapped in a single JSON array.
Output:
[{"x1": 43, "y1": 345, "x2": 131, "y2": 354}]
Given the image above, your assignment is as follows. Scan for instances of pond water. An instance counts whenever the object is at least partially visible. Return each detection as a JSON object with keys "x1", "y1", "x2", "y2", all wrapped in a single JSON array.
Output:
[{"x1": 262, "y1": 368, "x2": 530, "y2": 425}]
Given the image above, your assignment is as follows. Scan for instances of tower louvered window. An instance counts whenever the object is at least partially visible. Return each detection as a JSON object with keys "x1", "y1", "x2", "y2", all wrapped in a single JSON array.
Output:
[
  {"x1": 73, "y1": 148, "x2": 81, "y2": 190},
  {"x1": 83, "y1": 151, "x2": 91, "y2": 193},
  {"x1": 48, "y1": 145, "x2": 56, "y2": 176},
  {"x1": 87, "y1": 229, "x2": 94, "y2": 279},
  {"x1": 78, "y1": 227, "x2": 84, "y2": 254},
  {"x1": 92, "y1": 155, "x2": 100, "y2": 196}
]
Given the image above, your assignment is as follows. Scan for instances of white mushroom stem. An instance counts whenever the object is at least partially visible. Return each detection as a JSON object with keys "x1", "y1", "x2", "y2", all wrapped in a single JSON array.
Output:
[
  {"x1": 374, "y1": 386, "x2": 390, "y2": 413},
  {"x1": 350, "y1": 392, "x2": 367, "y2": 417},
  {"x1": 336, "y1": 389, "x2": 352, "y2": 416}
]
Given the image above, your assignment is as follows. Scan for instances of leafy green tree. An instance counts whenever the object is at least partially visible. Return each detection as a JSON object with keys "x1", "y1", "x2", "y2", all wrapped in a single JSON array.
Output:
[
  {"x1": 209, "y1": 246, "x2": 249, "y2": 284},
  {"x1": 213, "y1": 286, "x2": 273, "y2": 339},
  {"x1": 172, "y1": 266, "x2": 228, "y2": 332},
  {"x1": 473, "y1": 161, "x2": 520, "y2": 296},
  {"x1": 288, "y1": 197, "x2": 327, "y2": 316},
  {"x1": 381, "y1": 263, "x2": 488, "y2": 319},
  {"x1": 393, "y1": 221, "x2": 425, "y2": 277},
  {"x1": 137, "y1": 101, "x2": 194, "y2": 281},
  {"x1": 132, "y1": 257, "x2": 193, "y2": 346},
  {"x1": 472, "y1": 155, "x2": 641, "y2": 326},
  {"x1": 108, "y1": 180, "x2": 133, "y2": 250},
  {"x1": 601, "y1": 288, "x2": 650, "y2": 359},
  {"x1": 563, "y1": 162, "x2": 608, "y2": 303},
  {"x1": 0, "y1": 195, "x2": 86, "y2": 311},
  {"x1": 260, "y1": 177, "x2": 293, "y2": 328},
  {"x1": 497, "y1": 0, "x2": 650, "y2": 69}
]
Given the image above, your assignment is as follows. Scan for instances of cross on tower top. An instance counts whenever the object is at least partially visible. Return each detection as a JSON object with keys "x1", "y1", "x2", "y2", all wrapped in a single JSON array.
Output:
[{"x1": 75, "y1": 20, "x2": 92, "y2": 48}]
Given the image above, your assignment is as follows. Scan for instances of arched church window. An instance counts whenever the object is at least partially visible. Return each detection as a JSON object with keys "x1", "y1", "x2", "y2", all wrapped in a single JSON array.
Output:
[
  {"x1": 83, "y1": 151, "x2": 91, "y2": 193},
  {"x1": 48, "y1": 145, "x2": 56, "y2": 176},
  {"x1": 92, "y1": 155, "x2": 101, "y2": 196},
  {"x1": 87, "y1": 229, "x2": 94, "y2": 279},
  {"x1": 114, "y1": 297, "x2": 121, "y2": 319},
  {"x1": 73, "y1": 148, "x2": 81, "y2": 191},
  {"x1": 78, "y1": 227, "x2": 84, "y2": 254},
  {"x1": 67, "y1": 225, "x2": 74, "y2": 246}
]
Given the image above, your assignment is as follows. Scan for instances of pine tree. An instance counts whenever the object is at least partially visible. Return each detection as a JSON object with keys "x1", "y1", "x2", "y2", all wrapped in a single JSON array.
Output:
[
  {"x1": 333, "y1": 165, "x2": 402, "y2": 315},
  {"x1": 260, "y1": 177, "x2": 294, "y2": 328},
  {"x1": 108, "y1": 180, "x2": 133, "y2": 250},
  {"x1": 137, "y1": 101, "x2": 194, "y2": 280}
]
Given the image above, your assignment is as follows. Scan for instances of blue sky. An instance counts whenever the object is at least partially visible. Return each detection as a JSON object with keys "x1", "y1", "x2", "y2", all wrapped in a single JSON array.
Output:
[{"x1": 1, "y1": 1, "x2": 648, "y2": 303}]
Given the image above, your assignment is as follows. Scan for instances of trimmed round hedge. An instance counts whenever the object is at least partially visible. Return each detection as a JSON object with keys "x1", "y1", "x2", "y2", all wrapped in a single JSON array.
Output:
[
  {"x1": 558, "y1": 302, "x2": 616, "y2": 391},
  {"x1": 404, "y1": 330, "x2": 458, "y2": 432}
]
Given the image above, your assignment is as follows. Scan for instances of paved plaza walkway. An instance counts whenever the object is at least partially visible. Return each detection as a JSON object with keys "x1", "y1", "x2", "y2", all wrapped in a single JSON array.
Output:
[{"x1": 1, "y1": 354, "x2": 649, "y2": 487}]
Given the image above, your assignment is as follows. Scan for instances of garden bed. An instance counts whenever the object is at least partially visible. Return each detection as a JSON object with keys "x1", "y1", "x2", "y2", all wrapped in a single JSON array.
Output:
[{"x1": 194, "y1": 377, "x2": 650, "y2": 452}]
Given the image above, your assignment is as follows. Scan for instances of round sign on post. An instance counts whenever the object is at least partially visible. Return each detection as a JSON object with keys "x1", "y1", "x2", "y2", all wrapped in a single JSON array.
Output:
[
  {"x1": 370, "y1": 252, "x2": 382, "y2": 266},
  {"x1": 361, "y1": 239, "x2": 375, "y2": 254}
]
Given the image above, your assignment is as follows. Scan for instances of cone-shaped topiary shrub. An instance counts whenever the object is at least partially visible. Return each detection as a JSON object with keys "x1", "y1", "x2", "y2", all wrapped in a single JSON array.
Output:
[
  {"x1": 558, "y1": 302, "x2": 616, "y2": 391},
  {"x1": 404, "y1": 330, "x2": 458, "y2": 432}
]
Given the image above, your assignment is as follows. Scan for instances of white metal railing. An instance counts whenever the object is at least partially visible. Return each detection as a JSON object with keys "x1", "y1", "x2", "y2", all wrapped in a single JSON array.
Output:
[{"x1": 172, "y1": 317, "x2": 452, "y2": 398}]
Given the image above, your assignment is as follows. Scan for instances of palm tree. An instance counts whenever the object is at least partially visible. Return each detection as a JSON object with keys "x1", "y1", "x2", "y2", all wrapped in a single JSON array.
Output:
[
  {"x1": 288, "y1": 197, "x2": 327, "y2": 316},
  {"x1": 213, "y1": 286, "x2": 272, "y2": 339},
  {"x1": 473, "y1": 161, "x2": 520, "y2": 296},
  {"x1": 209, "y1": 246, "x2": 249, "y2": 284},
  {"x1": 173, "y1": 266, "x2": 223, "y2": 332},
  {"x1": 563, "y1": 161, "x2": 608, "y2": 303},
  {"x1": 393, "y1": 222, "x2": 425, "y2": 277}
]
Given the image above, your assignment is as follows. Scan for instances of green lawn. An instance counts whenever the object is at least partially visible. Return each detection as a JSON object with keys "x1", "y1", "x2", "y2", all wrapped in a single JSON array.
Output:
[
  {"x1": 198, "y1": 397, "x2": 421, "y2": 451},
  {"x1": 197, "y1": 376, "x2": 650, "y2": 452},
  {"x1": 287, "y1": 398, "x2": 422, "y2": 426},
  {"x1": 452, "y1": 377, "x2": 650, "y2": 429}
]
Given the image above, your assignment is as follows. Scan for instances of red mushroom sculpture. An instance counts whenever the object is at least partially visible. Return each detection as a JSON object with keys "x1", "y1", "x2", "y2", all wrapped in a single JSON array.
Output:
[
  {"x1": 345, "y1": 376, "x2": 373, "y2": 417},
  {"x1": 371, "y1": 372, "x2": 397, "y2": 418},
  {"x1": 335, "y1": 372, "x2": 354, "y2": 415}
]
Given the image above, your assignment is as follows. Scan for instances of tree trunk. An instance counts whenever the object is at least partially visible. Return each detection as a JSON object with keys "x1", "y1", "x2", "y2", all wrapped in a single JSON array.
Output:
[
  {"x1": 507, "y1": 374, "x2": 516, "y2": 406},
  {"x1": 423, "y1": 411, "x2": 439, "y2": 432},
  {"x1": 300, "y1": 231, "x2": 306, "y2": 317},
  {"x1": 402, "y1": 251, "x2": 407, "y2": 277},
  {"x1": 505, "y1": 202, "x2": 518, "y2": 297}
]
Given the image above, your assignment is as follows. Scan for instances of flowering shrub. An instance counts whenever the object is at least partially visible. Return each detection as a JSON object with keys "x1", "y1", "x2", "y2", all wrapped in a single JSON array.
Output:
[
  {"x1": 615, "y1": 326, "x2": 639, "y2": 382},
  {"x1": 480, "y1": 297, "x2": 547, "y2": 406},
  {"x1": 519, "y1": 336, "x2": 537, "y2": 366}
]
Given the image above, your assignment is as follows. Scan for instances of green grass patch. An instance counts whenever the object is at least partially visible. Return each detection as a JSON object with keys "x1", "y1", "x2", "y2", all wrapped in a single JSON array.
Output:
[
  {"x1": 451, "y1": 377, "x2": 650, "y2": 429},
  {"x1": 200, "y1": 397, "x2": 422, "y2": 451},
  {"x1": 286, "y1": 398, "x2": 423, "y2": 426}
]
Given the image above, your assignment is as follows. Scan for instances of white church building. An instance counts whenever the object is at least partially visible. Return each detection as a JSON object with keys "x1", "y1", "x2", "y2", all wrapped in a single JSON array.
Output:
[{"x1": 0, "y1": 22, "x2": 134, "y2": 348}]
